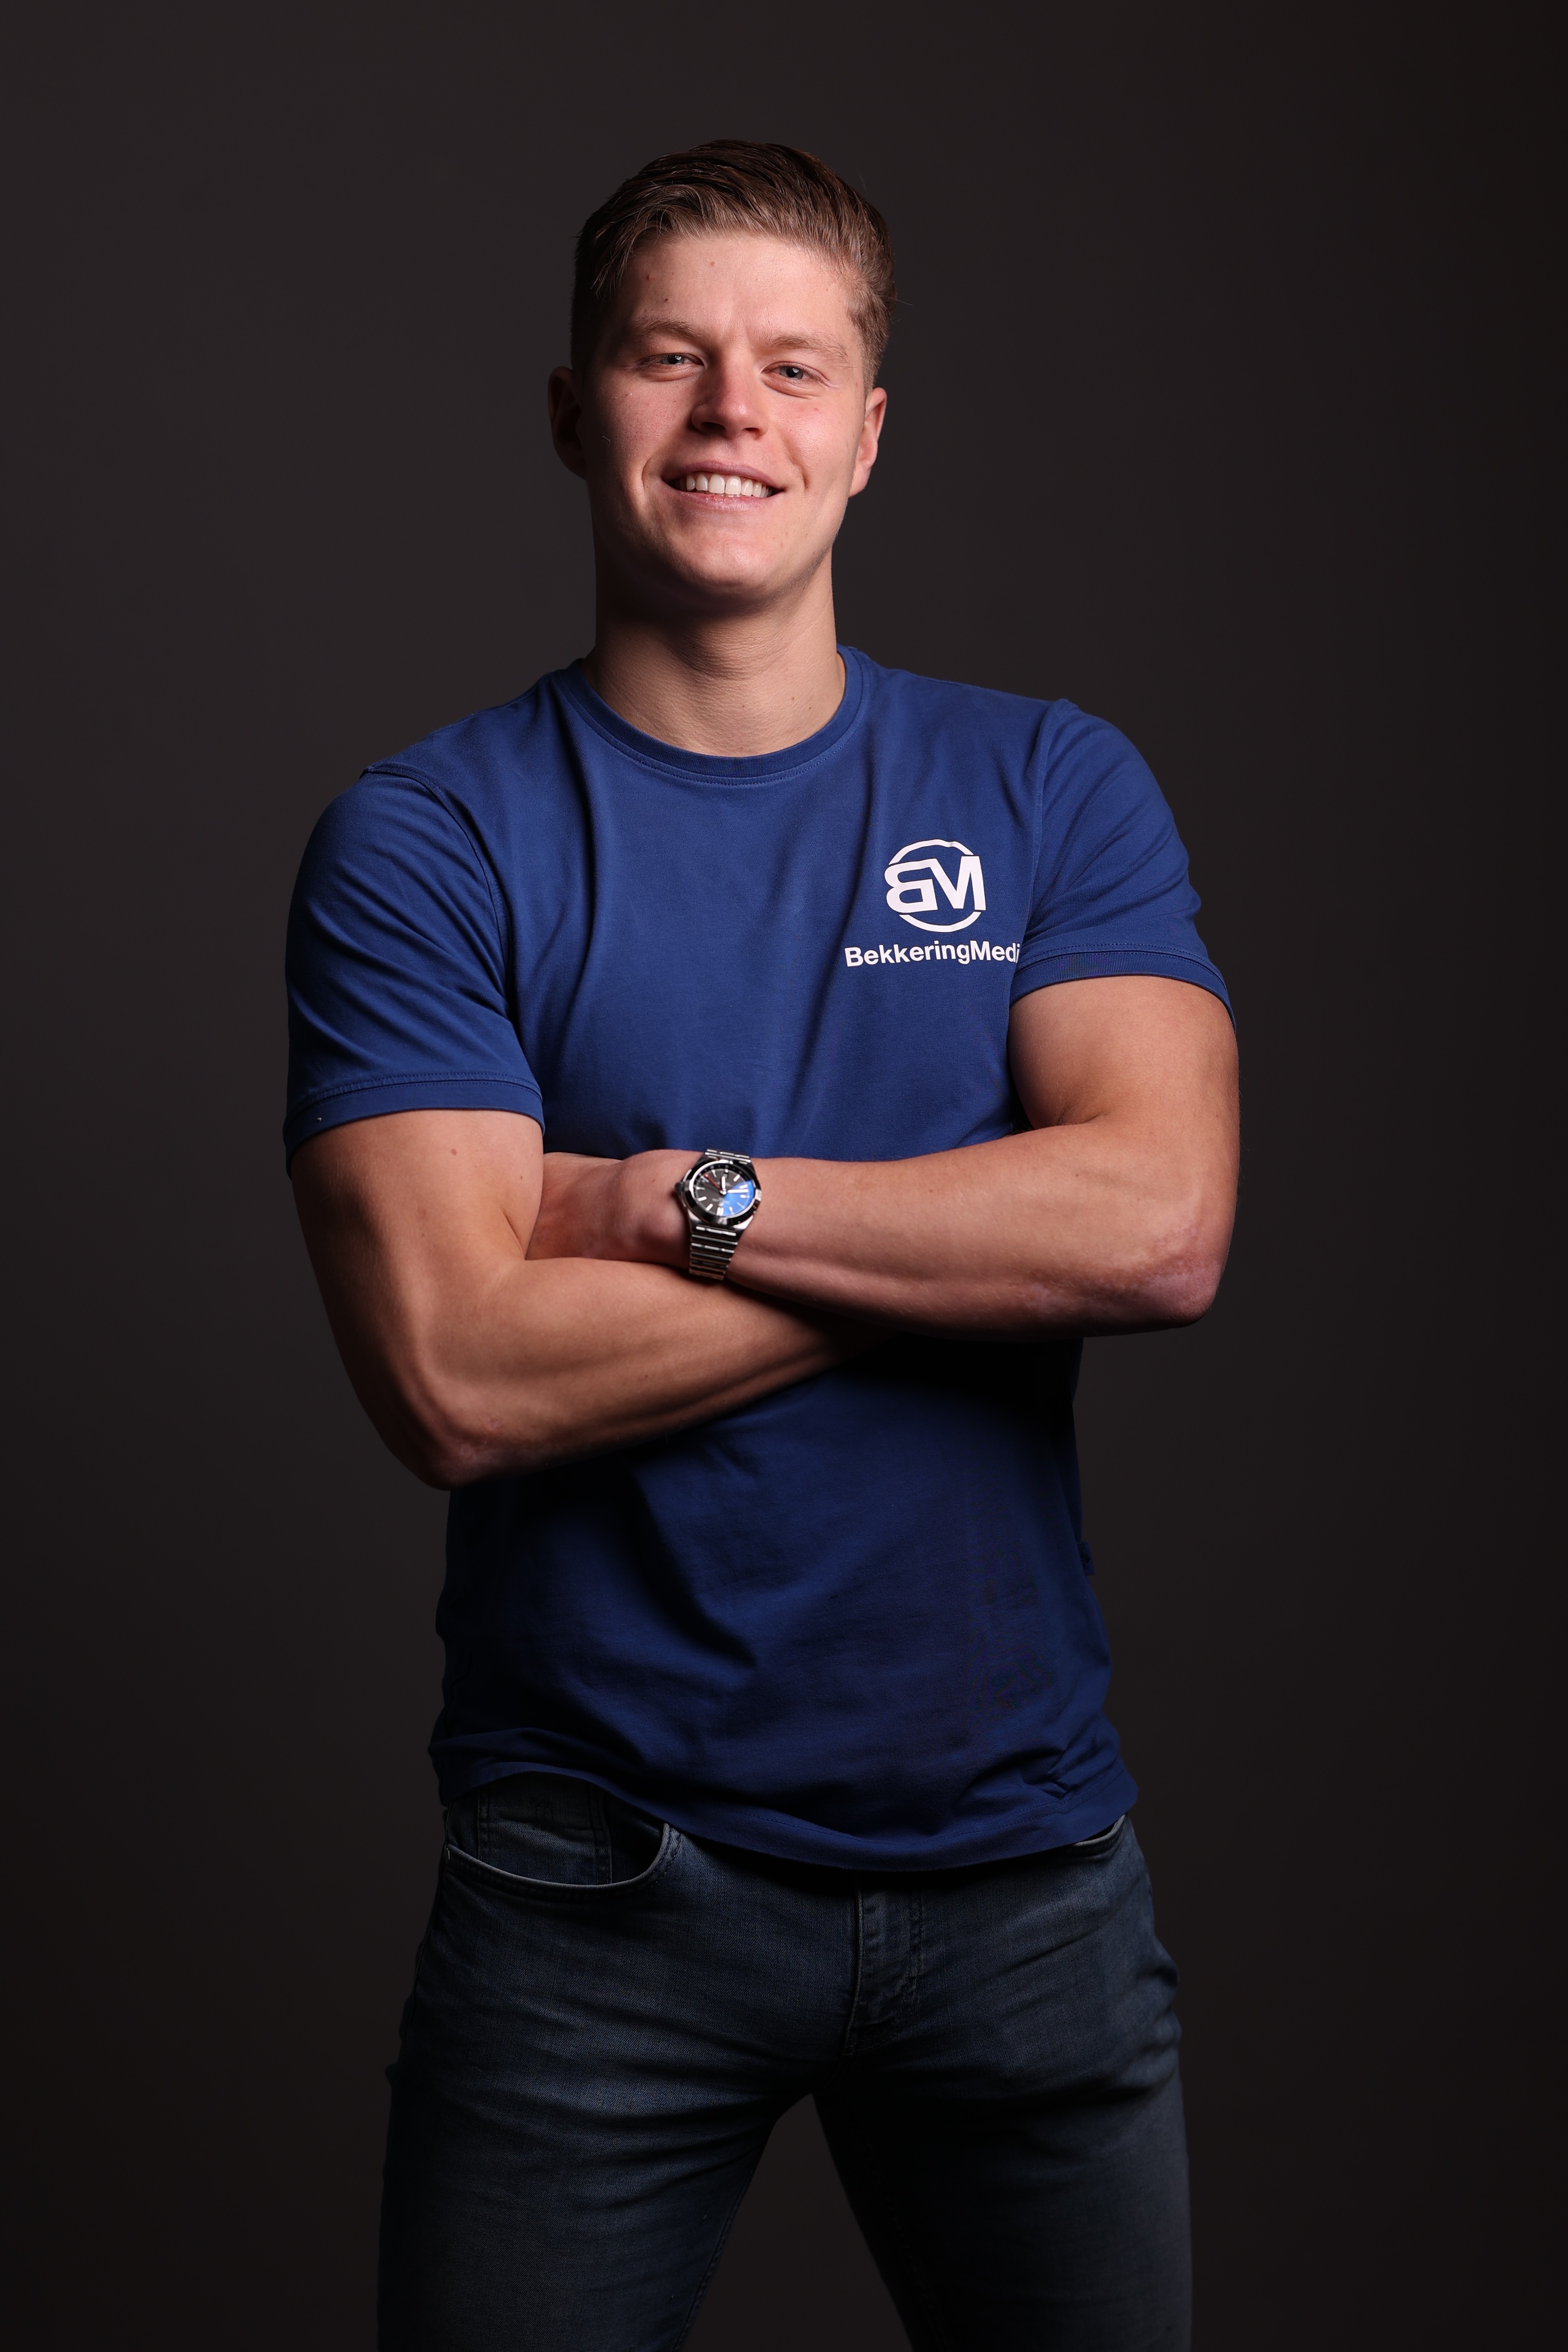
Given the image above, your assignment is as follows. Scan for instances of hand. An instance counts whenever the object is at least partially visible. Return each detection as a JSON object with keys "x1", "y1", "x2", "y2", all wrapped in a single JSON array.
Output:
[{"x1": 527, "y1": 1148, "x2": 692, "y2": 1267}]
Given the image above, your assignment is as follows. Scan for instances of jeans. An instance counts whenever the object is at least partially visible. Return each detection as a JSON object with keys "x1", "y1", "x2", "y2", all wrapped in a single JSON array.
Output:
[{"x1": 379, "y1": 1773, "x2": 1189, "y2": 2351}]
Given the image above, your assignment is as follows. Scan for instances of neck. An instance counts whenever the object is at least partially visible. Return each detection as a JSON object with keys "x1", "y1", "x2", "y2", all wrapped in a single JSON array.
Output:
[{"x1": 581, "y1": 559, "x2": 845, "y2": 758}]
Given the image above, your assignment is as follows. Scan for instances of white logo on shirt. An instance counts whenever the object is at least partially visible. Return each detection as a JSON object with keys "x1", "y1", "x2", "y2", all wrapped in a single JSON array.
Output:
[{"x1": 884, "y1": 840, "x2": 987, "y2": 933}]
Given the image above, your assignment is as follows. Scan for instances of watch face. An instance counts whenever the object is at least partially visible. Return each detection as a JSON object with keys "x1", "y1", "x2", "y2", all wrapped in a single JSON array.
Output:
[{"x1": 691, "y1": 1162, "x2": 757, "y2": 1222}]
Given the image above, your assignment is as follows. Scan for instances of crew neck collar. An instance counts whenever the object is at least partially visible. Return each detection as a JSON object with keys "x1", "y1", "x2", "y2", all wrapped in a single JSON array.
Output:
[{"x1": 556, "y1": 646, "x2": 868, "y2": 782}]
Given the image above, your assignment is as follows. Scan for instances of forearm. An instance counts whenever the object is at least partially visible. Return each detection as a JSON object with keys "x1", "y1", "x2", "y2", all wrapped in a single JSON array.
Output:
[
  {"x1": 315, "y1": 1244, "x2": 864, "y2": 1487},
  {"x1": 538, "y1": 978, "x2": 1239, "y2": 1337},
  {"x1": 733, "y1": 1126, "x2": 1225, "y2": 1333},
  {"x1": 588, "y1": 1127, "x2": 1228, "y2": 1338},
  {"x1": 293, "y1": 1112, "x2": 872, "y2": 1489}
]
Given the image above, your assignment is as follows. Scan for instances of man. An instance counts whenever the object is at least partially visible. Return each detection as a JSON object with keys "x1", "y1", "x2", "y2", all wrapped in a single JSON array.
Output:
[{"x1": 287, "y1": 141, "x2": 1238, "y2": 2352}]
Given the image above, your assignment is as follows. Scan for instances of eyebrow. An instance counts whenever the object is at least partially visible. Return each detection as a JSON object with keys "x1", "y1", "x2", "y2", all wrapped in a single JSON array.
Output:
[{"x1": 621, "y1": 316, "x2": 853, "y2": 365}]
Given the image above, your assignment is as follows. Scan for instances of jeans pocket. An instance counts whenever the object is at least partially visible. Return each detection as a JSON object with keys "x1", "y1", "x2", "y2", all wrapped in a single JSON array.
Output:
[
  {"x1": 443, "y1": 1770, "x2": 677, "y2": 1901},
  {"x1": 1071, "y1": 1813, "x2": 1128, "y2": 1854}
]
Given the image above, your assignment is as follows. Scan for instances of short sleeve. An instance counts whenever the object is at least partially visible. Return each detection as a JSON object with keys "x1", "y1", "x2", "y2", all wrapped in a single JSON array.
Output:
[
  {"x1": 1011, "y1": 707, "x2": 1231, "y2": 1016},
  {"x1": 283, "y1": 769, "x2": 542, "y2": 1165}
]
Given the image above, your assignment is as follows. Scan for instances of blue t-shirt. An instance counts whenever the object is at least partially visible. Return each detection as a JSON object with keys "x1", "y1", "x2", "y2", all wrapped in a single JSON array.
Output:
[{"x1": 285, "y1": 649, "x2": 1229, "y2": 1866}]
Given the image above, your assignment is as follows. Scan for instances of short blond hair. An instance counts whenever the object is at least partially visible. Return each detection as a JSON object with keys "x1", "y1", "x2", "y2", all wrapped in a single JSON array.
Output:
[{"x1": 572, "y1": 140, "x2": 897, "y2": 380}]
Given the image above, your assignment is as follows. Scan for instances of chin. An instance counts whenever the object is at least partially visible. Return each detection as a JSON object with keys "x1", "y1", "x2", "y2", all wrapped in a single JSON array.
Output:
[{"x1": 659, "y1": 542, "x2": 796, "y2": 604}]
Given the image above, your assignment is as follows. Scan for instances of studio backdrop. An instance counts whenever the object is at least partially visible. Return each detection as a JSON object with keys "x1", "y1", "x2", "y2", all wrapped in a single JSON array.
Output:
[{"x1": 5, "y1": 4, "x2": 1553, "y2": 2346}]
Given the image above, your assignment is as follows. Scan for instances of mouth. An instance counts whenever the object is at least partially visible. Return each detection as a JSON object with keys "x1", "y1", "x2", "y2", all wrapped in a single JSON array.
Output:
[{"x1": 666, "y1": 471, "x2": 779, "y2": 502}]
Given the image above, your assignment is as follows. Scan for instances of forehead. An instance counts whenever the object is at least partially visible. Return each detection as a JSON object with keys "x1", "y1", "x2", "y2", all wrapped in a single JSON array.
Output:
[{"x1": 607, "y1": 230, "x2": 861, "y2": 360}]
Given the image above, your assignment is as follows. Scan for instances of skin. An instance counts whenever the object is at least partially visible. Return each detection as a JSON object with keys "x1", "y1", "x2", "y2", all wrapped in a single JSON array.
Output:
[
  {"x1": 547, "y1": 230, "x2": 885, "y2": 754},
  {"x1": 294, "y1": 229, "x2": 1240, "y2": 1488}
]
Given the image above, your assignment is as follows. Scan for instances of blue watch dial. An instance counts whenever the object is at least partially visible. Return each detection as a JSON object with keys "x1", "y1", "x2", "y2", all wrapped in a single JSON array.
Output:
[{"x1": 690, "y1": 1161, "x2": 757, "y2": 1223}]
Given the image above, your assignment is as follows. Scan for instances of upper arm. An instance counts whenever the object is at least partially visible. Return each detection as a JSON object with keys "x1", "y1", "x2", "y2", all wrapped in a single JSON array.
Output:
[
  {"x1": 285, "y1": 774, "x2": 543, "y2": 1164},
  {"x1": 291, "y1": 1108, "x2": 543, "y2": 1469},
  {"x1": 1007, "y1": 706, "x2": 1235, "y2": 1155},
  {"x1": 1008, "y1": 974, "x2": 1237, "y2": 1136},
  {"x1": 283, "y1": 769, "x2": 551, "y2": 1470},
  {"x1": 1008, "y1": 976, "x2": 1240, "y2": 1306}
]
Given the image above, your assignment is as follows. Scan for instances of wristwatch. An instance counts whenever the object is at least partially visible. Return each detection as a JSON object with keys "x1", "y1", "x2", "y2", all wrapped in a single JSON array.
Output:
[{"x1": 675, "y1": 1149, "x2": 762, "y2": 1281}]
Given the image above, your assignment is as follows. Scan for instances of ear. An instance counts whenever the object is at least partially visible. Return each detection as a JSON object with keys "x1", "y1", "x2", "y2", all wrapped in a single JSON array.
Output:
[
  {"x1": 548, "y1": 367, "x2": 589, "y2": 481},
  {"x1": 848, "y1": 383, "x2": 888, "y2": 499}
]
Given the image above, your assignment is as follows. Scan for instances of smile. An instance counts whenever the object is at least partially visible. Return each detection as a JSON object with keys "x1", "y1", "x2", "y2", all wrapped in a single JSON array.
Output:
[{"x1": 670, "y1": 473, "x2": 777, "y2": 499}]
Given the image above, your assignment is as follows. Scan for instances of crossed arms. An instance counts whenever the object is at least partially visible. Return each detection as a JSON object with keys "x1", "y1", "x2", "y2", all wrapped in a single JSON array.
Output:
[{"x1": 291, "y1": 975, "x2": 1239, "y2": 1488}]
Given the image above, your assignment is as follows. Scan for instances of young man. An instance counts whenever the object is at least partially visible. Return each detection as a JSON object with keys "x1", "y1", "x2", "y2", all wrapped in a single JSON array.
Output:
[{"x1": 287, "y1": 142, "x2": 1238, "y2": 2352}]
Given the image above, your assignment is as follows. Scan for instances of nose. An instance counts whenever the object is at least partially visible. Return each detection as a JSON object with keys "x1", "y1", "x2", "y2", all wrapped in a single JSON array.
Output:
[{"x1": 688, "y1": 353, "x2": 763, "y2": 439}]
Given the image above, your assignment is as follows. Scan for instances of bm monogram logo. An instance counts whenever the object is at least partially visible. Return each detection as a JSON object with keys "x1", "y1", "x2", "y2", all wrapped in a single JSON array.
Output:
[{"x1": 883, "y1": 840, "x2": 987, "y2": 934}]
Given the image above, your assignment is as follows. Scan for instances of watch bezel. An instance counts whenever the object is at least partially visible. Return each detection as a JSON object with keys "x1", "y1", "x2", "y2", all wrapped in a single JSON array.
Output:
[
  {"x1": 689, "y1": 1163, "x2": 758, "y2": 1224},
  {"x1": 678, "y1": 1150, "x2": 760, "y2": 1233}
]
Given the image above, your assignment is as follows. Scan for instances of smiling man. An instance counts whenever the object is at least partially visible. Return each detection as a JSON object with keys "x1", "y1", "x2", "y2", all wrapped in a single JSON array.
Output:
[{"x1": 286, "y1": 142, "x2": 1238, "y2": 2352}]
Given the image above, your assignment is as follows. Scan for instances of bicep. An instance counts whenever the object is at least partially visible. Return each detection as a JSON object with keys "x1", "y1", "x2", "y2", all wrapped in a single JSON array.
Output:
[
  {"x1": 291, "y1": 1108, "x2": 545, "y2": 1353},
  {"x1": 1008, "y1": 975, "x2": 1238, "y2": 1149}
]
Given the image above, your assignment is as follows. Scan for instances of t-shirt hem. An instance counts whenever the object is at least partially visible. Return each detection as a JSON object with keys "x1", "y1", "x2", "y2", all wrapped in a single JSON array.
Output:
[
  {"x1": 284, "y1": 1073, "x2": 543, "y2": 1164},
  {"x1": 1011, "y1": 943, "x2": 1232, "y2": 1015},
  {"x1": 434, "y1": 1753, "x2": 1140, "y2": 1871}
]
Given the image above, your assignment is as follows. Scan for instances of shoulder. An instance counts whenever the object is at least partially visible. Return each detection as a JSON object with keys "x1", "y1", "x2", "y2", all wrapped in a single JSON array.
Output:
[
  {"x1": 356, "y1": 669, "x2": 575, "y2": 805},
  {"x1": 854, "y1": 650, "x2": 1053, "y2": 745},
  {"x1": 851, "y1": 652, "x2": 1138, "y2": 782},
  {"x1": 296, "y1": 669, "x2": 581, "y2": 880}
]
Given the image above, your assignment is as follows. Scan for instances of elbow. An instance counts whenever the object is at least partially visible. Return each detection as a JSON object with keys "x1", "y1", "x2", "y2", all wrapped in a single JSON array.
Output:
[
  {"x1": 1135, "y1": 1251, "x2": 1225, "y2": 1329},
  {"x1": 378, "y1": 1390, "x2": 480, "y2": 1490},
  {"x1": 379, "y1": 1363, "x2": 535, "y2": 1489},
  {"x1": 1128, "y1": 1202, "x2": 1233, "y2": 1329},
  {"x1": 400, "y1": 1395, "x2": 539, "y2": 1489},
  {"x1": 398, "y1": 1420, "x2": 487, "y2": 1491}
]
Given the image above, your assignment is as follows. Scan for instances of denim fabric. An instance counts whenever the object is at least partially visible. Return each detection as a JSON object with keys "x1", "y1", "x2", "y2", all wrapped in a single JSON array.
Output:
[{"x1": 379, "y1": 1774, "x2": 1188, "y2": 2351}]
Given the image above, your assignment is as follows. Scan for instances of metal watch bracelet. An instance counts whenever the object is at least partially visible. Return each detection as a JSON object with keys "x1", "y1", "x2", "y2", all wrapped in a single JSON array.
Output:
[
  {"x1": 686, "y1": 1223, "x2": 745, "y2": 1282},
  {"x1": 677, "y1": 1150, "x2": 761, "y2": 1282}
]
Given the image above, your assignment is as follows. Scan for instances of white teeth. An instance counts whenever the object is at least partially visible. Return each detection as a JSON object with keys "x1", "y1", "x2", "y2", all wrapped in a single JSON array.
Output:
[{"x1": 678, "y1": 473, "x2": 771, "y2": 497}]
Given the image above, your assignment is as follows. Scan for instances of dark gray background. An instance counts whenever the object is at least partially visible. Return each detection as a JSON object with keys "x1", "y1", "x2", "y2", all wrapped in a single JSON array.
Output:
[{"x1": 5, "y1": 3, "x2": 1555, "y2": 2344}]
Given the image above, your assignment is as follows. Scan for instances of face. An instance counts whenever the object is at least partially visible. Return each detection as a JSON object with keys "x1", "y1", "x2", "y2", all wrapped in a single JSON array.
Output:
[{"x1": 549, "y1": 231, "x2": 886, "y2": 616}]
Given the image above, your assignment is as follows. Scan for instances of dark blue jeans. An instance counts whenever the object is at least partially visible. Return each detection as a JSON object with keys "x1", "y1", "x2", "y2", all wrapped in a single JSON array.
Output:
[{"x1": 379, "y1": 1774, "x2": 1189, "y2": 2350}]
